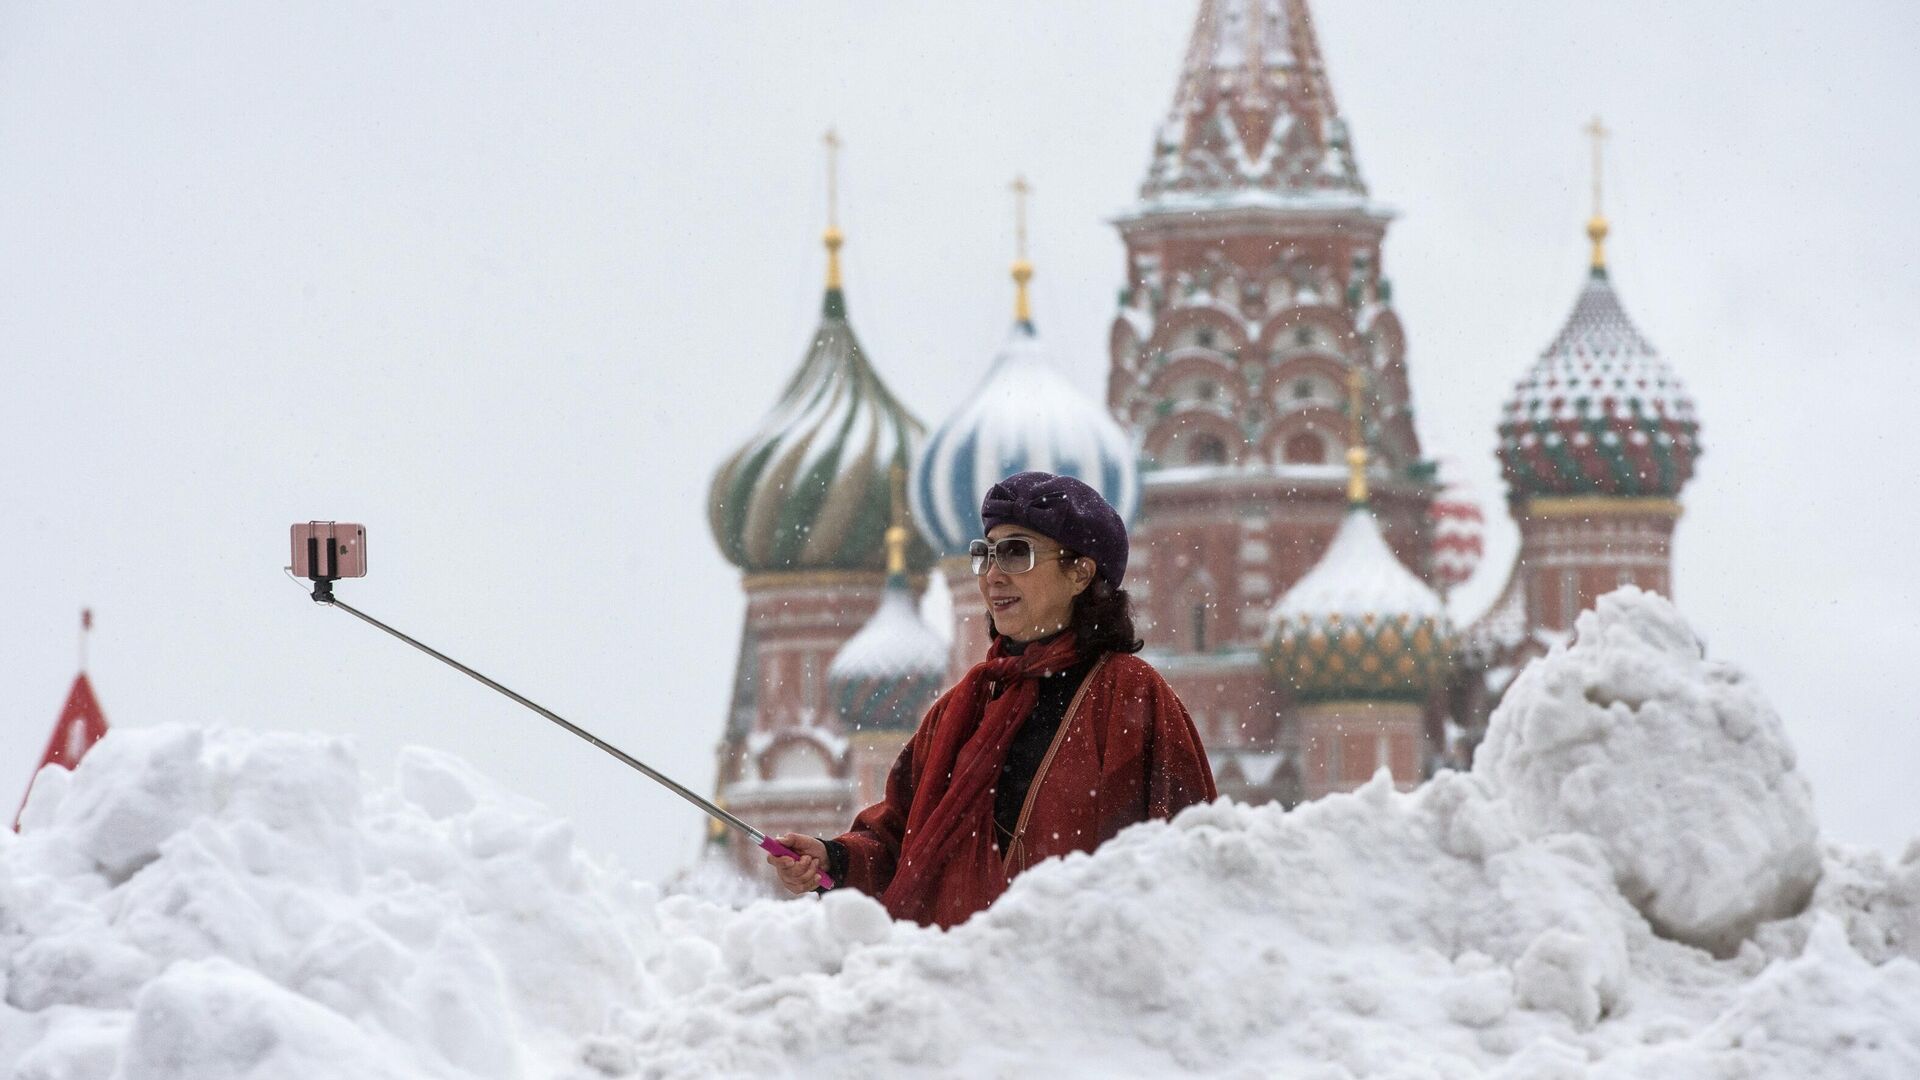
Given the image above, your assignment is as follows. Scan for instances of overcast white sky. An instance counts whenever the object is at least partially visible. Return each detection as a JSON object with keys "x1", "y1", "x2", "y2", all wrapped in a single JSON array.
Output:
[{"x1": 4, "y1": 2, "x2": 1917, "y2": 882}]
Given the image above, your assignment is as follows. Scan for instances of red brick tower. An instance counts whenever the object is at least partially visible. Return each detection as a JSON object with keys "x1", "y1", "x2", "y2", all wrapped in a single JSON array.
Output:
[
  {"x1": 1109, "y1": 0, "x2": 1441, "y2": 802},
  {"x1": 1455, "y1": 120, "x2": 1704, "y2": 753}
]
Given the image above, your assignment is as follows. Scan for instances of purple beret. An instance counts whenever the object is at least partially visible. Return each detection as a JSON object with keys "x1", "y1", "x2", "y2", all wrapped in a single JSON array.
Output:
[{"x1": 980, "y1": 471, "x2": 1129, "y2": 588}]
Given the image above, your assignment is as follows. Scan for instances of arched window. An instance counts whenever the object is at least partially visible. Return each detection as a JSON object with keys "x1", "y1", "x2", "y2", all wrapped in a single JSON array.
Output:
[
  {"x1": 1176, "y1": 570, "x2": 1216, "y2": 654},
  {"x1": 1284, "y1": 431, "x2": 1325, "y2": 464},
  {"x1": 1189, "y1": 434, "x2": 1227, "y2": 465}
]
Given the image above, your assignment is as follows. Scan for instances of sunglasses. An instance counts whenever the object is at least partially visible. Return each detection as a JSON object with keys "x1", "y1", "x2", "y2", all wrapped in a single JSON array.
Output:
[{"x1": 969, "y1": 537, "x2": 1073, "y2": 576}]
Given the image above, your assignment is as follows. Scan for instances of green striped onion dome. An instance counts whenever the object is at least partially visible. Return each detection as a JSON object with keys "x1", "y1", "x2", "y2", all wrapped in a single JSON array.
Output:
[
  {"x1": 1265, "y1": 505, "x2": 1455, "y2": 702},
  {"x1": 710, "y1": 288, "x2": 934, "y2": 573},
  {"x1": 827, "y1": 572, "x2": 947, "y2": 732},
  {"x1": 1497, "y1": 270, "x2": 1702, "y2": 498}
]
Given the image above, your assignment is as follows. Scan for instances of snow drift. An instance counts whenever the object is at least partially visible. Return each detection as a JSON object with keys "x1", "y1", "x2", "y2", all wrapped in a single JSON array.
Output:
[{"x1": 4, "y1": 587, "x2": 1917, "y2": 1078}]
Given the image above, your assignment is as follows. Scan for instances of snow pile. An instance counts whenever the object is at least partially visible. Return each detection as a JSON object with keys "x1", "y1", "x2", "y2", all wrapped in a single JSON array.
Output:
[
  {"x1": 3, "y1": 731, "x2": 656, "y2": 1080},
  {"x1": 1475, "y1": 589, "x2": 1822, "y2": 955},
  {"x1": 5, "y1": 587, "x2": 1919, "y2": 1078}
]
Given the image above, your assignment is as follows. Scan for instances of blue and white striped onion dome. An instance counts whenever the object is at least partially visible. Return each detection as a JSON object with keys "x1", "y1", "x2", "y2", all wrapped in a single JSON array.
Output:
[
  {"x1": 709, "y1": 288, "x2": 935, "y2": 573},
  {"x1": 910, "y1": 323, "x2": 1140, "y2": 556},
  {"x1": 827, "y1": 574, "x2": 948, "y2": 732},
  {"x1": 1265, "y1": 506, "x2": 1456, "y2": 702}
]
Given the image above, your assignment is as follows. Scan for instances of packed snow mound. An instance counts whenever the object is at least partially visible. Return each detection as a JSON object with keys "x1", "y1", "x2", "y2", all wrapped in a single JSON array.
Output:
[
  {"x1": 1476, "y1": 586, "x2": 1822, "y2": 955},
  {"x1": 3, "y1": 588, "x2": 1917, "y2": 1078},
  {"x1": 3, "y1": 728, "x2": 655, "y2": 1080}
]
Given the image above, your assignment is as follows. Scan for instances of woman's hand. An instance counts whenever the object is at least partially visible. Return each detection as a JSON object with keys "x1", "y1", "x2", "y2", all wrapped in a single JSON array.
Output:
[{"x1": 766, "y1": 833, "x2": 828, "y2": 894}]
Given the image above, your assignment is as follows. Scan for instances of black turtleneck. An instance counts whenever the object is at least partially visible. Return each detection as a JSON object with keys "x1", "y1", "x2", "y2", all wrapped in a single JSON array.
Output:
[{"x1": 990, "y1": 633, "x2": 1097, "y2": 855}]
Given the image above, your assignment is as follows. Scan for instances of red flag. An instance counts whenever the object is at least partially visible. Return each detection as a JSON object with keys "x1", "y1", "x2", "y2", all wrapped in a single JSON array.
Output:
[{"x1": 13, "y1": 673, "x2": 111, "y2": 831}]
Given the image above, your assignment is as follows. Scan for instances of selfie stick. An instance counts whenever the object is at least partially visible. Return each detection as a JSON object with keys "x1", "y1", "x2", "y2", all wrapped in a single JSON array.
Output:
[{"x1": 300, "y1": 544, "x2": 832, "y2": 889}]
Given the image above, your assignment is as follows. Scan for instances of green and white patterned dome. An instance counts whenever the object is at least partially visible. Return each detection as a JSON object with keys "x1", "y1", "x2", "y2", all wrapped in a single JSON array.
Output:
[
  {"x1": 1265, "y1": 505, "x2": 1455, "y2": 702},
  {"x1": 1265, "y1": 370, "x2": 1454, "y2": 702},
  {"x1": 709, "y1": 257, "x2": 933, "y2": 575},
  {"x1": 1497, "y1": 241, "x2": 1702, "y2": 499}
]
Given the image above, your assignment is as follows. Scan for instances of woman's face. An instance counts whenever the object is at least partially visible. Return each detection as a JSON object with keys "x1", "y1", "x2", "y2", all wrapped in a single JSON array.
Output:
[{"x1": 978, "y1": 524, "x2": 1096, "y2": 643}]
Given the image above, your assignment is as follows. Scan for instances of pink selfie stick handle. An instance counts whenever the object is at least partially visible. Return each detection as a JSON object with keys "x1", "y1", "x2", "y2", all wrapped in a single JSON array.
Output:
[{"x1": 759, "y1": 835, "x2": 835, "y2": 890}]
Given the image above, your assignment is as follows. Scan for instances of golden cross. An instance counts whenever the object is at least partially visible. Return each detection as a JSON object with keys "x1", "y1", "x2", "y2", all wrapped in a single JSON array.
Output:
[
  {"x1": 1011, "y1": 174, "x2": 1031, "y2": 262},
  {"x1": 885, "y1": 461, "x2": 909, "y2": 575},
  {"x1": 1585, "y1": 115, "x2": 1610, "y2": 217},
  {"x1": 823, "y1": 127, "x2": 842, "y2": 229},
  {"x1": 1009, "y1": 175, "x2": 1034, "y2": 323},
  {"x1": 1346, "y1": 367, "x2": 1366, "y2": 446},
  {"x1": 889, "y1": 460, "x2": 907, "y2": 529}
]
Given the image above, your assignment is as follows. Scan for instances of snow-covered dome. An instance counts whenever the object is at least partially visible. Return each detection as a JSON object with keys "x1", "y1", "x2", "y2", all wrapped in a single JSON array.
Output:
[
  {"x1": 709, "y1": 273, "x2": 934, "y2": 574},
  {"x1": 1266, "y1": 505, "x2": 1455, "y2": 702},
  {"x1": 1497, "y1": 268, "x2": 1703, "y2": 499},
  {"x1": 911, "y1": 322, "x2": 1140, "y2": 556},
  {"x1": 827, "y1": 556, "x2": 948, "y2": 733}
]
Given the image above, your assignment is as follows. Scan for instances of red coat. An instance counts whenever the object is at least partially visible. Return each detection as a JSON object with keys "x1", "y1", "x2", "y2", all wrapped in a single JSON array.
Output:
[{"x1": 833, "y1": 651, "x2": 1216, "y2": 928}]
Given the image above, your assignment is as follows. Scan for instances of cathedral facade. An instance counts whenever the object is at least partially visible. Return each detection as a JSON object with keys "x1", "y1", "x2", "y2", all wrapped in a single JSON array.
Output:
[{"x1": 704, "y1": 0, "x2": 1701, "y2": 874}]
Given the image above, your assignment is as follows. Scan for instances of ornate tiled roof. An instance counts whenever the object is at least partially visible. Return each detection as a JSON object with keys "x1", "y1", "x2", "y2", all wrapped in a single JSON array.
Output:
[
  {"x1": 1497, "y1": 272, "x2": 1702, "y2": 498},
  {"x1": 1266, "y1": 506, "x2": 1454, "y2": 702},
  {"x1": 1134, "y1": 0, "x2": 1370, "y2": 213}
]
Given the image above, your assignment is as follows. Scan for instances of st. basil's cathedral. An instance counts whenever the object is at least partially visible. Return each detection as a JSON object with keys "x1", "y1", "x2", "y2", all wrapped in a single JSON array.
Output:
[{"x1": 704, "y1": 0, "x2": 1703, "y2": 873}]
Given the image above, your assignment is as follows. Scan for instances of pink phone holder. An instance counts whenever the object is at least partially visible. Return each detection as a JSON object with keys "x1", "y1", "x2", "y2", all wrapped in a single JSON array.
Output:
[{"x1": 759, "y1": 835, "x2": 835, "y2": 890}]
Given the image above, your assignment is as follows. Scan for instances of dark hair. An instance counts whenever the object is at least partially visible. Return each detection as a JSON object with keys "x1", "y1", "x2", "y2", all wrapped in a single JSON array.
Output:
[
  {"x1": 987, "y1": 548, "x2": 1143, "y2": 656},
  {"x1": 1069, "y1": 574, "x2": 1144, "y2": 656}
]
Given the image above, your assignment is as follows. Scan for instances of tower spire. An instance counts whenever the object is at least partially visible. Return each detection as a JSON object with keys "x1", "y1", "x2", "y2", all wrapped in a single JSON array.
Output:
[
  {"x1": 1585, "y1": 115, "x2": 1611, "y2": 278},
  {"x1": 1140, "y1": 0, "x2": 1365, "y2": 205},
  {"x1": 885, "y1": 461, "x2": 909, "y2": 580},
  {"x1": 1010, "y1": 174, "x2": 1034, "y2": 329},
  {"x1": 823, "y1": 126, "x2": 847, "y2": 315},
  {"x1": 1345, "y1": 367, "x2": 1369, "y2": 506}
]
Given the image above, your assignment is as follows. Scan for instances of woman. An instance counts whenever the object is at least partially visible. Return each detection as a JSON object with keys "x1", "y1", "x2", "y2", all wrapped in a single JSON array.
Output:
[{"x1": 767, "y1": 470, "x2": 1216, "y2": 928}]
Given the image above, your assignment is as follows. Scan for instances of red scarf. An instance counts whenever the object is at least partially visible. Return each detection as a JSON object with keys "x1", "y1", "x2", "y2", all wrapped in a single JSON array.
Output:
[{"x1": 880, "y1": 631, "x2": 1082, "y2": 926}]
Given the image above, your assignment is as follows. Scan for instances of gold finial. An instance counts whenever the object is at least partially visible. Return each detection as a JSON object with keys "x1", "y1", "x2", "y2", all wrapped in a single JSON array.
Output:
[
  {"x1": 1345, "y1": 367, "x2": 1369, "y2": 506},
  {"x1": 1585, "y1": 115, "x2": 1610, "y2": 275},
  {"x1": 1010, "y1": 175, "x2": 1034, "y2": 325},
  {"x1": 885, "y1": 461, "x2": 909, "y2": 577},
  {"x1": 823, "y1": 127, "x2": 844, "y2": 290}
]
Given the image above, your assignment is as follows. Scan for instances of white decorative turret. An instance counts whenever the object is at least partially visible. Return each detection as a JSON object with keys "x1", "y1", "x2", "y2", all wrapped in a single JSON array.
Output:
[{"x1": 828, "y1": 480, "x2": 948, "y2": 735}]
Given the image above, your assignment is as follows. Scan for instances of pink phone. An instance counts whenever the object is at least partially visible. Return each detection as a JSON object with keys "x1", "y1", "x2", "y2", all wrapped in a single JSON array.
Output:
[{"x1": 291, "y1": 522, "x2": 368, "y2": 579}]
